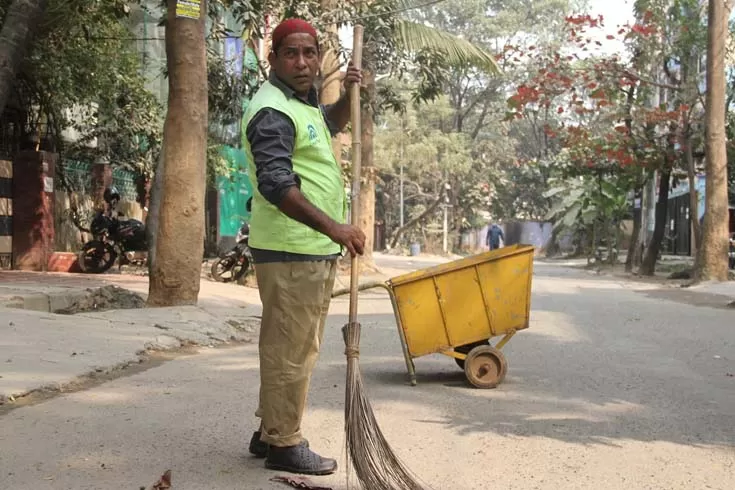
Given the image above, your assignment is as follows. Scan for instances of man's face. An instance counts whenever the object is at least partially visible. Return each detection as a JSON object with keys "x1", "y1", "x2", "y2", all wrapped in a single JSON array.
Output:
[{"x1": 268, "y1": 33, "x2": 320, "y2": 97}]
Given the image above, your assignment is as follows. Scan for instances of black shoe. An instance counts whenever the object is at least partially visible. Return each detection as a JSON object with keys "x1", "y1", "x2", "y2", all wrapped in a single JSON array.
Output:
[
  {"x1": 249, "y1": 431, "x2": 269, "y2": 458},
  {"x1": 265, "y1": 441, "x2": 337, "y2": 476},
  {"x1": 249, "y1": 431, "x2": 310, "y2": 459}
]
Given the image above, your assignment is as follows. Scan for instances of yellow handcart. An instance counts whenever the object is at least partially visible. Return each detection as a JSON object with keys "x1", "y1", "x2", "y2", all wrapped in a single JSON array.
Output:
[{"x1": 334, "y1": 244, "x2": 535, "y2": 389}]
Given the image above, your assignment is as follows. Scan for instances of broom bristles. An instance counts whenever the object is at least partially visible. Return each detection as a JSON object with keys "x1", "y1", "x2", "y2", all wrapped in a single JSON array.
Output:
[{"x1": 343, "y1": 321, "x2": 427, "y2": 490}]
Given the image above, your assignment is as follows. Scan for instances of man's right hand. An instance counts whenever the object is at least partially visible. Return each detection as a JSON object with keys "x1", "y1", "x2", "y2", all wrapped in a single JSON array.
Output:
[{"x1": 328, "y1": 224, "x2": 366, "y2": 257}]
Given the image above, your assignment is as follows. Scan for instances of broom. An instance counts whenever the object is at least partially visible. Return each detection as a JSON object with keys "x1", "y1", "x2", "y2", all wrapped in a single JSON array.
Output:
[{"x1": 341, "y1": 24, "x2": 426, "y2": 490}]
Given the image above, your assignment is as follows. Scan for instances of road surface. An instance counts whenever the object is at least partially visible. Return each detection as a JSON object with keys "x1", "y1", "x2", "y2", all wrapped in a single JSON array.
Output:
[{"x1": 1, "y1": 257, "x2": 733, "y2": 489}]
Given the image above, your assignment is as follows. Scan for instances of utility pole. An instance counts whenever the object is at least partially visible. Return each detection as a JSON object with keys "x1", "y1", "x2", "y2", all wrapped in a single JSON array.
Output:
[
  {"x1": 399, "y1": 148, "x2": 404, "y2": 228},
  {"x1": 640, "y1": 69, "x2": 662, "y2": 260},
  {"x1": 442, "y1": 182, "x2": 451, "y2": 254},
  {"x1": 399, "y1": 115, "x2": 405, "y2": 228},
  {"x1": 442, "y1": 203, "x2": 448, "y2": 253}
]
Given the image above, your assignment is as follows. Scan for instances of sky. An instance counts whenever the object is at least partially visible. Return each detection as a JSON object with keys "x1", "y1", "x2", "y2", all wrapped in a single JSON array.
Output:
[
  {"x1": 338, "y1": 0, "x2": 638, "y2": 62},
  {"x1": 585, "y1": 0, "x2": 636, "y2": 55},
  {"x1": 588, "y1": 0, "x2": 636, "y2": 32}
]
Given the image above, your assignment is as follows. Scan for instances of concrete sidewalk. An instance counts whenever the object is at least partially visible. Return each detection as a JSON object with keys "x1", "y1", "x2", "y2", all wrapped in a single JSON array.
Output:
[
  {"x1": 0, "y1": 268, "x2": 268, "y2": 405},
  {"x1": 538, "y1": 255, "x2": 735, "y2": 307},
  {"x1": 0, "y1": 258, "x2": 399, "y2": 406},
  {"x1": 0, "y1": 267, "x2": 264, "y2": 312},
  {"x1": 0, "y1": 304, "x2": 262, "y2": 405}
]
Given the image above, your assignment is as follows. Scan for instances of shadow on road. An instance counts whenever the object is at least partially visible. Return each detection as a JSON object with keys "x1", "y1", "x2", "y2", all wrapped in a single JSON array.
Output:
[{"x1": 314, "y1": 263, "x2": 735, "y2": 452}]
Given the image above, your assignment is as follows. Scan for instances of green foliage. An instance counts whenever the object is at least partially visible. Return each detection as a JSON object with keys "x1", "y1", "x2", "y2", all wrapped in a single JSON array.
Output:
[
  {"x1": 374, "y1": 95, "x2": 472, "y2": 237},
  {"x1": 543, "y1": 151, "x2": 632, "y2": 260},
  {"x1": 544, "y1": 173, "x2": 630, "y2": 234},
  {"x1": 206, "y1": 41, "x2": 260, "y2": 184},
  {"x1": 207, "y1": 47, "x2": 259, "y2": 134},
  {"x1": 382, "y1": 0, "x2": 577, "y2": 231},
  {"x1": 216, "y1": 0, "x2": 500, "y2": 109},
  {"x1": 7, "y1": 0, "x2": 162, "y2": 176}
]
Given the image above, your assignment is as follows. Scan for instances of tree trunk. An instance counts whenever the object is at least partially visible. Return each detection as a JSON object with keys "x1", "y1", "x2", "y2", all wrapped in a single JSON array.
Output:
[
  {"x1": 625, "y1": 186, "x2": 643, "y2": 272},
  {"x1": 694, "y1": 0, "x2": 732, "y2": 282},
  {"x1": 146, "y1": 149, "x2": 165, "y2": 272},
  {"x1": 640, "y1": 168, "x2": 671, "y2": 276},
  {"x1": 544, "y1": 227, "x2": 561, "y2": 257},
  {"x1": 622, "y1": 83, "x2": 641, "y2": 272},
  {"x1": 0, "y1": 0, "x2": 48, "y2": 117},
  {"x1": 358, "y1": 69, "x2": 375, "y2": 266},
  {"x1": 685, "y1": 130, "x2": 701, "y2": 256},
  {"x1": 636, "y1": 171, "x2": 655, "y2": 268},
  {"x1": 148, "y1": 0, "x2": 208, "y2": 306},
  {"x1": 318, "y1": 0, "x2": 342, "y2": 160},
  {"x1": 679, "y1": 44, "x2": 702, "y2": 263}
]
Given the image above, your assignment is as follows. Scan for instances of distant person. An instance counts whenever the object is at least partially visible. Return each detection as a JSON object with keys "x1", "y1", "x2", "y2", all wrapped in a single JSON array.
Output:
[{"x1": 486, "y1": 223, "x2": 504, "y2": 250}]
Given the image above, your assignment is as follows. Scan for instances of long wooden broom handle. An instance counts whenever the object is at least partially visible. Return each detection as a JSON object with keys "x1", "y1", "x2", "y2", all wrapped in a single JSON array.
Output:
[{"x1": 348, "y1": 24, "x2": 364, "y2": 325}]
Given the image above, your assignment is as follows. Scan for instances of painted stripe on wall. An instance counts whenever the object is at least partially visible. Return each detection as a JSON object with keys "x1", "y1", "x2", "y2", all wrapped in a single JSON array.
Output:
[
  {"x1": 0, "y1": 236, "x2": 10, "y2": 254},
  {"x1": 0, "y1": 197, "x2": 11, "y2": 216},
  {"x1": 0, "y1": 161, "x2": 11, "y2": 262},
  {"x1": 0, "y1": 177, "x2": 10, "y2": 198},
  {"x1": 0, "y1": 215, "x2": 11, "y2": 236},
  {"x1": 0, "y1": 160, "x2": 11, "y2": 178}
]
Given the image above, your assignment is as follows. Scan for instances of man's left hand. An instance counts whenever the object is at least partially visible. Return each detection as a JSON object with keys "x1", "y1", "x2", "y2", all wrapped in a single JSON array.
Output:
[{"x1": 343, "y1": 61, "x2": 362, "y2": 91}]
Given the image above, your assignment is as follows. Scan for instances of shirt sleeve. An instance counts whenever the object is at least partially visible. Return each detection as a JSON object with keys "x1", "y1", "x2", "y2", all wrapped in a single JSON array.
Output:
[
  {"x1": 320, "y1": 104, "x2": 340, "y2": 137},
  {"x1": 245, "y1": 108, "x2": 302, "y2": 206}
]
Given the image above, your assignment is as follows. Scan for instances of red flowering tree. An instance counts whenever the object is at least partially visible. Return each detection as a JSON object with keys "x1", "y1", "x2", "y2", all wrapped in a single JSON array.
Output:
[{"x1": 503, "y1": 11, "x2": 691, "y2": 269}]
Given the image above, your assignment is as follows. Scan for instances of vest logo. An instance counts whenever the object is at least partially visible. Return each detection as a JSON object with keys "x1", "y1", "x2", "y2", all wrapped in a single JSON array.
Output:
[{"x1": 306, "y1": 124, "x2": 318, "y2": 144}]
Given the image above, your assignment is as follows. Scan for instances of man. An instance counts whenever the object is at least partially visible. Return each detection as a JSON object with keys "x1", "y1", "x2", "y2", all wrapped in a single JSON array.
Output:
[
  {"x1": 486, "y1": 222, "x2": 504, "y2": 250},
  {"x1": 242, "y1": 18, "x2": 366, "y2": 476}
]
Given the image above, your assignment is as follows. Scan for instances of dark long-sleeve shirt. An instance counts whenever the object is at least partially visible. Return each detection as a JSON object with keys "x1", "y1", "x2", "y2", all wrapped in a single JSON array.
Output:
[{"x1": 245, "y1": 72, "x2": 342, "y2": 264}]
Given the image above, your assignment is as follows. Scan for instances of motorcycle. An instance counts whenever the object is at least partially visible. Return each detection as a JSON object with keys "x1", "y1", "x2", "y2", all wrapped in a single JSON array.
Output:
[
  {"x1": 77, "y1": 187, "x2": 148, "y2": 274},
  {"x1": 210, "y1": 222, "x2": 252, "y2": 283}
]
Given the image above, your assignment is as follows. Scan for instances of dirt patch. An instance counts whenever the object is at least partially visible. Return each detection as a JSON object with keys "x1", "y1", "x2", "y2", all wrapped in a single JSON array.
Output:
[
  {"x1": 581, "y1": 262, "x2": 735, "y2": 286},
  {"x1": 56, "y1": 285, "x2": 146, "y2": 314},
  {"x1": 572, "y1": 262, "x2": 686, "y2": 286},
  {"x1": 639, "y1": 288, "x2": 735, "y2": 309}
]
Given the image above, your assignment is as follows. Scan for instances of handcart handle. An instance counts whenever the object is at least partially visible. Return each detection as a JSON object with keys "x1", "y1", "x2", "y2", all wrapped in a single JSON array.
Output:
[{"x1": 332, "y1": 281, "x2": 390, "y2": 298}]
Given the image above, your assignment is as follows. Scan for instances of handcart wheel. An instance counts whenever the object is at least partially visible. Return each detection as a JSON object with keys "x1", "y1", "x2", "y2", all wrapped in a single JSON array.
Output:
[
  {"x1": 454, "y1": 340, "x2": 490, "y2": 369},
  {"x1": 464, "y1": 345, "x2": 507, "y2": 389}
]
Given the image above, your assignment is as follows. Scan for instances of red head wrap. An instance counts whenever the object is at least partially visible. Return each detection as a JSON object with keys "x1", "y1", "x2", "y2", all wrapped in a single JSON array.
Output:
[{"x1": 271, "y1": 18, "x2": 318, "y2": 52}]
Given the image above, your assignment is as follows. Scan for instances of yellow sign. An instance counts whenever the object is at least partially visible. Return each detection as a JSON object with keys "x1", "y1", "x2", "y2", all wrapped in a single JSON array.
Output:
[{"x1": 176, "y1": 0, "x2": 201, "y2": 19}]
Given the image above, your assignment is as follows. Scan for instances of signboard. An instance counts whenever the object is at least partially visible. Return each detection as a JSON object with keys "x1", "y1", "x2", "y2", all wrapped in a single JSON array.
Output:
[
  {"x1": 176, "y1": 0, "x2": 201, "y2": 19},
  {"x1": 224, "y1": 38, "x2": 243, "y2": 77},
  {"x1": 216, "y1": 146, "x2": 253, "y2": 237}
]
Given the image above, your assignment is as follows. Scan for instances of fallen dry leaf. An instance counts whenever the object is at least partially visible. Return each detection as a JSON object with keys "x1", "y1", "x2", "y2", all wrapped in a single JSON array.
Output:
[
  {"x1": 141, "y1": 469, "x2": 171, "y2": 490},
  {"x1": 270, "y1": 475, "x2": 333, "y2": 490}
]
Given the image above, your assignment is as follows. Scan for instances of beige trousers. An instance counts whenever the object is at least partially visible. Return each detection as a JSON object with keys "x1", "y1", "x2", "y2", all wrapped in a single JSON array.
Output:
[{"x1": 254, "y1": 259, "x2": 337, "y2": 447}]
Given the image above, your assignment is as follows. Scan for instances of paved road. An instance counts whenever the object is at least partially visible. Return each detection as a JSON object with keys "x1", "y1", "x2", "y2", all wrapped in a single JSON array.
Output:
[{"x1": 1, "y1": 259, "x2": 734, "y2": 489}]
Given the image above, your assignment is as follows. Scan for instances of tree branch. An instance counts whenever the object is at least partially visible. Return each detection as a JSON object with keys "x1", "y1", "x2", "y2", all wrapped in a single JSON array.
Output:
[
  {"x1": 470, "y1": 99, "x2": 492, "y2": 141},
  {"x1": 622, "y1": 68, "x2": 682, "y2": 91},
  {"x1": 389, "y1": 188, "x2": 445, "y2": 248}
]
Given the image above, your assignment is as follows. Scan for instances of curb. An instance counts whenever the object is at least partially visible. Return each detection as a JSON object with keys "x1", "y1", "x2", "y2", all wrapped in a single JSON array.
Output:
[
  {"x1": 0, "y1": 304, "x2": 262, "y2": 408},
  {"x1": 0, "y1": 290, "x2": 90, "y2": 313}
]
